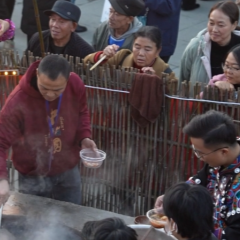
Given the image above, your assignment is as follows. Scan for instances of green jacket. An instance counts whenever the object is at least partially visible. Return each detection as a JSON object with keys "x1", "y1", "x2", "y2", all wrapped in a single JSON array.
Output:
[
  {"x1": 92, "y1": 18, "x2": 142, "y2": 51},
  {"x1": 179, "y1": 29, "x2": 211, "y2": 86},
  {"x1": 179, "y1": 29, "x2": 240, "y2": 86}
]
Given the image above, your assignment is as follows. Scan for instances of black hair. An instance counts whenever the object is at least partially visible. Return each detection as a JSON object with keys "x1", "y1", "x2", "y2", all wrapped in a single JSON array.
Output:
[
  {"x1": 82, "y1": 220, "x2": 98, "y2": 240},
  {"x1": 133, "y1": 26, "x2": 162, "y2": 49},
  {"x1": 163, "y1": 183, "x2": 214, "y2": 239},
  {"x1": 227, "y1": 44, "x2": 240, "y2": 66},
  {"x1": 38, "y1": 55, "x2": 71, "y2": 81},
  {"x1": 208, "y1": 1, "x2": 239, "y2": 24},
  {"x1": 82, "y1": 218, "x2": 138, "y2": 240},
  {"x1": 183, "y1": 110, "x2": 237, "y2": 147}
]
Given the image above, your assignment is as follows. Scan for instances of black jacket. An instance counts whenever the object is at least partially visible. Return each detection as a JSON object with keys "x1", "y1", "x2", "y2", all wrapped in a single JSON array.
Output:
[
  {"x1": 189, "y1": 233, "x2": 218, "y2": 240},
  {"x1": 21, "y1": 0, "x2": 57, "y2": 36},
  {"x1": 0, "y1": 0, "x2": 15, "y2": 19},
  {"x1": 26, "y1": 30, "x2": 94, "y2": 62}
]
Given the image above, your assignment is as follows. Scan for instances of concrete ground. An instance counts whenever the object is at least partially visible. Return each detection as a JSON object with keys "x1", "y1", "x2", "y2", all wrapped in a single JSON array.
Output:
[{"x1": 4, "y1": 0, "x2": 218, "y2": 78}]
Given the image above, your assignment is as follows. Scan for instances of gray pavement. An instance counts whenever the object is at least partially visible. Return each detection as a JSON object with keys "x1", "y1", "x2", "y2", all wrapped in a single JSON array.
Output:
[{"x1": 5, "y1": 0, "x2": 218, "y2": 78}]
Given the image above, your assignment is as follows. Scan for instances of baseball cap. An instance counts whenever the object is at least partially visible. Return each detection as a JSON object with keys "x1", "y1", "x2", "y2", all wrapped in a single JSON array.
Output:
[
  {"x1": 44, "y1": 1, "x2": 81, "y2": 22},
  {"x1": 109, "y1": 0, "x2": 145, "y2": 17}
]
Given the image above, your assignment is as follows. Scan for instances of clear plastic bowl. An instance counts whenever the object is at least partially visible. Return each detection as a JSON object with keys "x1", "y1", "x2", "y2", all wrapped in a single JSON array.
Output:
[
  {"x1": 146, "y1": 209, "x2": 167, "y2": 228},
  {"x1": 80, "y1": 149, "x2": 106, "y2": 168}
]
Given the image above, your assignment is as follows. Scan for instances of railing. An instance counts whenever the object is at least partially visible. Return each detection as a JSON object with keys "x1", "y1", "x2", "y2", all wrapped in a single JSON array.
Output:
[
  {"x1": 1, "y1": 50, "x2": 240, "y2": 216},
  {"x1": 82, "y1": 85, "x2": 240, "y2": 216}
]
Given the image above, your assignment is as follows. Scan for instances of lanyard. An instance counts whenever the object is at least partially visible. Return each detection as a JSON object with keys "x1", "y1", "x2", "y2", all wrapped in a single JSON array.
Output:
[
  {"x1": 45, "y1": 93, "x2": 63, "y2": 138},
  {"x1": 45, "y1": 93, "x2": 63, "y2": 171}
]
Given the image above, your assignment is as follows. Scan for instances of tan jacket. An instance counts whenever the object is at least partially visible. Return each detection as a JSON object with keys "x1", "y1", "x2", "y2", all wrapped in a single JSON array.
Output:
[{"x1": 84, "y1": 49, "x2": 177, "y2": 81}]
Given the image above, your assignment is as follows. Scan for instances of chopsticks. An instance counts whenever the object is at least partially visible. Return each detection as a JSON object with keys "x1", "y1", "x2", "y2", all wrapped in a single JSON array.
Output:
[{"x1": 90, "y1": 55, "x2": 107, "y2": 71}]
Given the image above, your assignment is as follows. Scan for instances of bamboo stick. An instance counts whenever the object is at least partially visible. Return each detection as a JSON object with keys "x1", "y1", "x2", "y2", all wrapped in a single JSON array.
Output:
[{"x1": 32, "y1": 0, "x2": 45, "y2": 58}]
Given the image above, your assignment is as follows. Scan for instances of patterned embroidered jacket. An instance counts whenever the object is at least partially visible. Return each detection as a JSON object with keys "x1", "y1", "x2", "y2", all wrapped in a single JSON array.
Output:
[{"x1": 187, "y1": 155, "x2": 240, "y2": 240}]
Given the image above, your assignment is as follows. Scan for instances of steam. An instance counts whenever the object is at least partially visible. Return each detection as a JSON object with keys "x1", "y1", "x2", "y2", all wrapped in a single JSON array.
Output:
[
  {"x1": 0, "y1": 228, "x2": 16, "y2": 240},
  {"x1": 2, "y1": 209, "x2": 82, "y2": 240},
  {"x1": 26, "y1": 225, "x2": 78, "y2": 240}
]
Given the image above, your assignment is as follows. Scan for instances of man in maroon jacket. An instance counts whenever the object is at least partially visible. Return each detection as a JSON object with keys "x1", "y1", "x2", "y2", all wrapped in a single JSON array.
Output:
[{"x1": 0, "y1": 55, "x2": 96, "y2": 205}]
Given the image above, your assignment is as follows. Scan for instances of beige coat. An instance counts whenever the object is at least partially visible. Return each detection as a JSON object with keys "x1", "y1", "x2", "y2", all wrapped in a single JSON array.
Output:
[{"x1": 84, "y1": 49, "x2": 177, "y2": 81}]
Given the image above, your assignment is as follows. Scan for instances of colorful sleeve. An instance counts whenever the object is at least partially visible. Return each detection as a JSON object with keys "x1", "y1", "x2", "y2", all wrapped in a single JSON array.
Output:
[
  {"x1": 0, "y1": 19, "x2": 15, "y2": 42},
  {"x1": 219, "y1": 173, "x2": 240, "y2": 239},
  {"x1": 186, "y1": 163, "x2": 209, "y2": 186},
  {"x1": 216, "y1": 214, "x2": 240, "y2": 239}
]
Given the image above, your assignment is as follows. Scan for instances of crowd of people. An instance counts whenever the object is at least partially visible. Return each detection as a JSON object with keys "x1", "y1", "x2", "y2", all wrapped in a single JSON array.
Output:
[
  {"x1": 1, "y1": 0, "x2": 240, "y2": 94},
  {"x1": 0, "y1": 0, "x2": 240, "y2": 240}
]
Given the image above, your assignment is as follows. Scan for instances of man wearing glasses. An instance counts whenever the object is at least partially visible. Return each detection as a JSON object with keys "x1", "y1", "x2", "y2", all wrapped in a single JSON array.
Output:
[{"x1": 155, "y1": 110, "x2": 240, "y2": 239}]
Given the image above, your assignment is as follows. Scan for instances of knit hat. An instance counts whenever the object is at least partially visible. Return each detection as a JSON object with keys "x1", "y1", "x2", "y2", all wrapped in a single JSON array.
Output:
[{"x1": 109, "y1": 0, "x2": 145, "y2": 17}]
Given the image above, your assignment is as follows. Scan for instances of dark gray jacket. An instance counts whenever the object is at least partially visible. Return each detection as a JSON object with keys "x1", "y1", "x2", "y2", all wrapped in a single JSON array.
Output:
[{"x1": 92, "y1": 18, "x2": 142, "y2": 51}]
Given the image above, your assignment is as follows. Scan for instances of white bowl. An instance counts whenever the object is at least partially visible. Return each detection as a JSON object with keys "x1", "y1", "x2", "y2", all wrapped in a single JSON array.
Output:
[
  {"x1": 128, "y1": 225, "x2": 172, "y2": 240},
  {"x1": 80, "y1": 149, "x2": 106, "y2": 168}
]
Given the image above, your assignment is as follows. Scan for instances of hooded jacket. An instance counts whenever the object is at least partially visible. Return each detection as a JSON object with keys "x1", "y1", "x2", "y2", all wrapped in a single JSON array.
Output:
[
  {"x1": 0, "y1": 61, "x2": 91, "y2": 179},
  {"x1": 179, "y1": 29, "x2": 240, "y2": 85},
  {"x1": 92, "y1": 17, "x2": 142, "y2": 51}
]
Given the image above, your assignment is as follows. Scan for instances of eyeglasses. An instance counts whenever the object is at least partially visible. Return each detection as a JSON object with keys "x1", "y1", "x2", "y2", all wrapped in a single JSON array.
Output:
[
  {"x1": 222, "y1": 63, "x2": 240, "y2": 73},
  {"x1": 192, "y1": 144, "x2": 228, "y2": 159}
]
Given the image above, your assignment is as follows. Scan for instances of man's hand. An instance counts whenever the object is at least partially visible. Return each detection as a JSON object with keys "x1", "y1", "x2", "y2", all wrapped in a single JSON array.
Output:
[
  {"x1": 81, "y1": 138, "x2": 97, "y2": 151},
  {"x1": 102, "y1": 44, "x2": 119, "y2": 59},
  {"x1": 0, "y1": 19, "x2": 10, "y2": 37},
  {"x1": 154, "y1": 194, "x2": 164, "y2": 214},
  {"x1": 0, "y1": 179, "x2": 10, "y2": 205}
]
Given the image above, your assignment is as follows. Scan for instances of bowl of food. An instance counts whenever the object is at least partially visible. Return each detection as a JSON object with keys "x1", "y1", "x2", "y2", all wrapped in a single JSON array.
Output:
[
  {"x1": 80, "y1": 149, "x2": 106, "y2": 168},
  {"x1": 146, "y1": 209, "x2": 167, "y2": 228}
]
